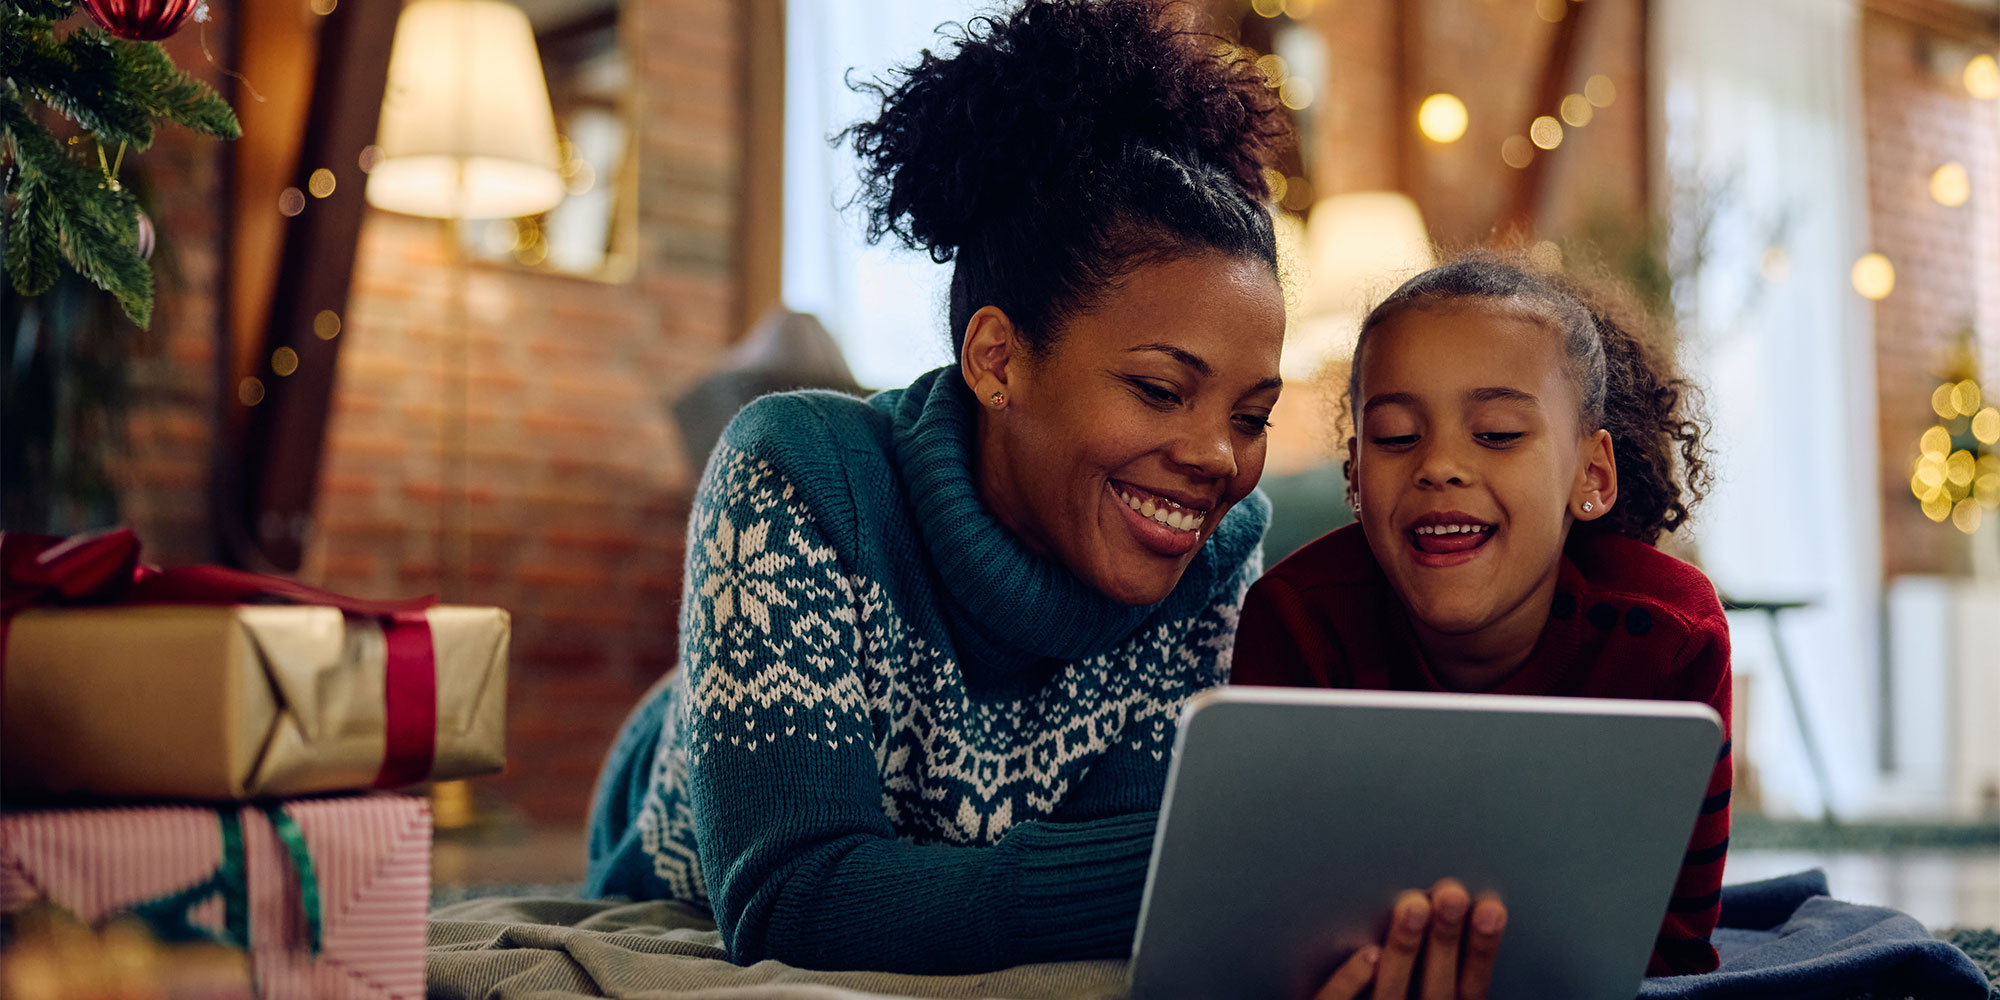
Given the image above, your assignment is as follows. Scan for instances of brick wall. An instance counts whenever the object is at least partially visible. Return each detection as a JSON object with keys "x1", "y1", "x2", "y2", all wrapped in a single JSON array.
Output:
[
  {"x1": 1861, "y1": 10, "x2": 2000, "y2": 576},
  {"x1": 113, "y1": 2, "x2": 749, "y2": 827}
]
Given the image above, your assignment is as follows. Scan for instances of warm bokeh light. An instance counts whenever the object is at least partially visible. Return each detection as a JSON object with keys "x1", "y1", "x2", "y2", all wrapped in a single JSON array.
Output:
[
  {"x1": 1418, "y1": 94, "x2": 1469, "y2": 143},
  {"x1": 1974, "y1": 407, "x2": 2000, "y2": 445},
  {"x1": 1251, "y1": 0, "x2": 1282, "y2": 18},
  {"x1": 309, "y1": 168, "x2": 337, "y2": 199},
  {"x1": 1966, "y1": 54, "x2": 1999, "y2": 100},
  {"x1": 1947, "y1": 449, "x2": 1976, "y2": 487},
  {"x1": 1952, "y1": 499, "x2": 1982, "y2": 534},
  {"x1": 238, "y1": 377, "x2": 266, "y2": 407},
  {"x1": 310, "y1": 0, "x2": 336, "y2": 14},
  {"x1": 272, "y1": 347, "x2": 300, "y2": 377},
  {"x1": 1281, "y1": 0, "x2": 1318, "y2": 18},
  {"x1": 1934, "y1": 384, "x2": 1960, "y2": 420},
  {"x1": 1850, "y1": 253, "x2": 1894, "y2": 300},
  {"x1": 358, "y1": 145, "x2": 383, "y2": 173},
  {"x1": 1501, "y1": 135, "x2": 1534, "y2": 169},
  {"x1": 1952, "y1": 379, "x2": 1983, "y2": 416},
  {"x1": 1760, "y1": 245, "x2": 1791, "y2": 283},
  {"x1": 1256, "y1": 53, "x2": 1287, "y2": 86},
  {"x1": 1529, "y1": 240, "x2": 1563, "y2": 270},
  {"x1": 1279, "y1": 77, "x2": 1314, "y2": 110},
  {"x1": 1915, "y1": 456, "x2": 1944, "y2": 490},
  {"x1": 1559, "y1": 94, "x2": 1593, "y2": 128},
  {"x1": 278, "y1": 187, "x2": 306, "y2": 217},
  {"x1": 1921, "y1": 493, "x2": 1952, "y2": 522},
  {"x1": 1922, "y1": 425, "x2": 1952, "y2": 458},
  {"x1": 1262, "y1": 168, "x2": 1288, "y2": 205},
  {"x1": 1535, "y1": 0, "x2": 1566, "y2": 23},
  {"x1": 314, "y1": 310, "x2": 342, "y2": 340},
  {"x1": 1930, "y1": 162, "x2": 1970, "y2": 207},
  {"x1": 1529, "y1": 116, "x2": 1564, "y2": 149},
  {"x1": 1585, "y1": 74, "x2": 1616, "y2": 108}
]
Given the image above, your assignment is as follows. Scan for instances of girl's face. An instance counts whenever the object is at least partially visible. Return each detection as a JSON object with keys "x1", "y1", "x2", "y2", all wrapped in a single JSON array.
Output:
[
  {"x1": 1349, "y1": 300, "x2": 1616, "y2": 645},
  {"x1": 966, "y1": 253, "x2": 1285, "y2": 606}
]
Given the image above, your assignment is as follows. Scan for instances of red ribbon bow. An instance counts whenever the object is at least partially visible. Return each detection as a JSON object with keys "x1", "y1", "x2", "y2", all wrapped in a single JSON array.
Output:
[{"x1": 1, "y1": 528, "x2": 442, "y2": 790}]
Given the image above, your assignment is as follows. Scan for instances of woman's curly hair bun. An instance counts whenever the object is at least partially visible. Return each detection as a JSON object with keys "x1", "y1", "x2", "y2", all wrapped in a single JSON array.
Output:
[{"x1": 843, "y1": 0, "x2": 1289, "y2": 263}]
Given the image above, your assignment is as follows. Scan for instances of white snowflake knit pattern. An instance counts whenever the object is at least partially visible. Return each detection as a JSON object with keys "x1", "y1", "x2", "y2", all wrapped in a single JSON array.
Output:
[{"x1": 636, "y1": 445, "x2": 1249, "y2": 903}]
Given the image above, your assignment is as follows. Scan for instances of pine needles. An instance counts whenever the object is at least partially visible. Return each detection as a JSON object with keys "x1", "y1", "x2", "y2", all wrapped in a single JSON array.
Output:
[{"x1": 1, "y1": 0, "x2": 240, "y2": 327}]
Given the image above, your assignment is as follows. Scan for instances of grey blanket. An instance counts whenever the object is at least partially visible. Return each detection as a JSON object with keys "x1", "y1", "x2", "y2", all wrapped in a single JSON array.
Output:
[{"x1": 427, "y1": 896, "x2": 1126, "y2": 999}]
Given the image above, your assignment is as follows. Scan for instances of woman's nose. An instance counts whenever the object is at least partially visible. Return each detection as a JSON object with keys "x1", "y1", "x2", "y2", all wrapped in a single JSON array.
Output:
[{"x1": 1169, "y1": 418, "x2": 1239, "y2": 479}]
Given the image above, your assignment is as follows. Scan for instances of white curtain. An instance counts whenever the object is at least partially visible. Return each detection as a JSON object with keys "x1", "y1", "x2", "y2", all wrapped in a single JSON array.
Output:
[
  {"x1": 783, "y1": 0, "x2": 996, "y2": 390},
  {"x1": 1655, "y1": 0, "x2": 1884, "y2": 818}
]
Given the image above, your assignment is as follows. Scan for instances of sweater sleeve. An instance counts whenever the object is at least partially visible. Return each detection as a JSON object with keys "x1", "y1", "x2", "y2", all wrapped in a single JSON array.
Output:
[
  {"x1": 1230, "y1": 573, "x2": 1334, "y2": 687},
  {"x1": 679, "y1": 443, "x2": 1157, "y2": 973},
  {"x1": 1647, "y1": 615, "x2": 1732, "y2": 977}
]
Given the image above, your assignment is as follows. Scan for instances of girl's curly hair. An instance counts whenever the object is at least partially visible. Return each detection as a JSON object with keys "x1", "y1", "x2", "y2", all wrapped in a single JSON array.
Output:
[
  {"x1": 1348, "y1": 250, "x2": 1712, "y2": 544},
  {"x1": 839, "y1": 0, "x2": 1291, "y2": 354}
]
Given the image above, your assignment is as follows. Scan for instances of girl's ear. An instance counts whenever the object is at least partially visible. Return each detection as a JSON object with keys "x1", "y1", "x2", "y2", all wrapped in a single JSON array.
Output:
[
  {"x1": 960, "y1": 305, "x2": 1021, "y2": 408},
  {"x1": 1571, "y1": 428, "x2": 1617, "y2": 521}
]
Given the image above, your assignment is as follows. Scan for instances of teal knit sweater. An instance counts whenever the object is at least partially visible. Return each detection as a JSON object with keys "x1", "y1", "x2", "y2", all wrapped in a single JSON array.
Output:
[{"x1": 586, "y1": 366, "x2": 1267, "y2": 972}]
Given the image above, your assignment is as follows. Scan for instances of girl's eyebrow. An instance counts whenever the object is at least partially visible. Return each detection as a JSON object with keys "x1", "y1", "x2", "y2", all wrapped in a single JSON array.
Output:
[
  {"x1": 1468, "y1": 386, "x2": 1539, "y2": 406},
  {"x1": 1361, "y1": 391, "x2": 1419, "y2": 414}
]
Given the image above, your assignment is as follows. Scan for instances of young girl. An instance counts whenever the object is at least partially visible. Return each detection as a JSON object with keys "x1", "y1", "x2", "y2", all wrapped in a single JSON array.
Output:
[{"x1": 1232, "y1": 253, "x2": 1731, "y2": 977}]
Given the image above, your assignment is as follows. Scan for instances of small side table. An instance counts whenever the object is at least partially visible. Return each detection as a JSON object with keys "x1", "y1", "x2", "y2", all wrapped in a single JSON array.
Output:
[{"x1": 1721, "y1": 595, "x2": 1836, "y2": 826}]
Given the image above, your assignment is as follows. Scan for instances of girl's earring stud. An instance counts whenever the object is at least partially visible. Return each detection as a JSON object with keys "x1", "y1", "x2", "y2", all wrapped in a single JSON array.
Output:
[
  {"x1": 989, "y1": 391, "x2": 1006, "y2": 407},
  {"x1": 1581, "y1": 501, "x2": 1595, "y2": 513}
]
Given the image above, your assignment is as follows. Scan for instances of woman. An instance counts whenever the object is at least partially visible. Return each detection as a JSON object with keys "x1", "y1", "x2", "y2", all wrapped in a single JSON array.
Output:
[{"x1": 587, "y1": 1, "x2": 1500, "y2": 991}]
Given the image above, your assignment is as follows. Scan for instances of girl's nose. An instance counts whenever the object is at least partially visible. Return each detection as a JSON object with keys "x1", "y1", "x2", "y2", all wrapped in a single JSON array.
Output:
[{"x1": 1414, "y1": 439, "x2": 1470, "y2": 487}]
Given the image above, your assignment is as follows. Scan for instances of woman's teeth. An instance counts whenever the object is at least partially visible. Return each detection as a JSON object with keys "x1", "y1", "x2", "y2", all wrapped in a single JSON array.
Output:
[
  {"x1": 1118, "y1": 488, "x2": 1205, "y2": 533},
  {"x1": 1412, "y1": 524, "x2": 1491, "y2": 536}
]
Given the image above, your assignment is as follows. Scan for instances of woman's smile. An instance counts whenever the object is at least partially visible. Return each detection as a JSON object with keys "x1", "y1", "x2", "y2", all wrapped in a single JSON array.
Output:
[{"x1": 1107, "y1": 479, "x2": 1209, "y2": 558}]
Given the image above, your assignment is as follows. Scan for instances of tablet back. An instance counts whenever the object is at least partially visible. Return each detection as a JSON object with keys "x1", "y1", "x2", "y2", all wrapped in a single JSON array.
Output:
[{"x1": 1129, "y1": 687, "x2": 1724, "y2": 1000}]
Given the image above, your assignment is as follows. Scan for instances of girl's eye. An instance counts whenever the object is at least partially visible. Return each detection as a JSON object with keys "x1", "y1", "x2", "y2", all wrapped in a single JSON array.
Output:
[
  {"x1": 1234, "y1": 413, "x2": 1272, "y2": 435},
  {"x1": 1476, "y1": 432, "x2": 1525, "y2": 445},
  {"x1": 1371, "y1": 434, "x2": 1419, "y2": 449}
]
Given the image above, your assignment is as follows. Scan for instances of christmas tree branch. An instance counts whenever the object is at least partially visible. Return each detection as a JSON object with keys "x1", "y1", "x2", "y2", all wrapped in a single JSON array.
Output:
[
  {"x1": 4, "y1": 82, "x2": 153, "y2": 326},
  {"x1": 8, "y1": 1, "x2": 77, "y2": 20}
]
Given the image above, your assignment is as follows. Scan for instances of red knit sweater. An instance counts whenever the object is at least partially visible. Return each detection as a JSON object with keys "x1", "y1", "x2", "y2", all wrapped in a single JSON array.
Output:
[{"x1": 1231, "y1": 523, "x2": 1732, "y2": 977}]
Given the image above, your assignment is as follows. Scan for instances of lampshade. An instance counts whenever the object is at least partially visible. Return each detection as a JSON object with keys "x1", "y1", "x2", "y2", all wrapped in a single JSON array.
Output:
[
  {"x1": 366, "y1": 0, "x2": 566, "y2": 220},
  {"x1": 1281, "y1": 191, "x2": 1434, "y2": 381}
]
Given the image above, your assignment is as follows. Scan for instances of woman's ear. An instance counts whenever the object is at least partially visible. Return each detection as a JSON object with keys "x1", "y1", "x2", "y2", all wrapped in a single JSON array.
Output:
[
  {"x1": 1571, "y1": 428, "x2": 1617, "y2": 521},
  {"x1": 960, "y1": 306, "x2": 1019, "y2": 409}
]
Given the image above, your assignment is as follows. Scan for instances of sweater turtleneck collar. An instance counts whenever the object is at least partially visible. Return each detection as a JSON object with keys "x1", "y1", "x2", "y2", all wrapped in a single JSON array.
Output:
[{"x1": 877, "y1": 367, "x2": 1262, "y2": 686}]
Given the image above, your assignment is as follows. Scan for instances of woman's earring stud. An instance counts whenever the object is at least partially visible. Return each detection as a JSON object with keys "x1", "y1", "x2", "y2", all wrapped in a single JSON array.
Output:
[
  {"x1": 1581, "y1": 501, "x2": 1594, "y2": 513},
  {"x1": 989, "y1": 391, "x2": 1006, "y2": 407}
]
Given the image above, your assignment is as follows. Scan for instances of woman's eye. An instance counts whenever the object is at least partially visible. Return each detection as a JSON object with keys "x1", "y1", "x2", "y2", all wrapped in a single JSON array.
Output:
[
  {"x1": 1129, "y1": 380, "x2": 1182, "y2": 407},
  {"x1": 1371, "y1": 434, "x2": 1419, "y2": 449},
  {"x1": 1476, "y1": 432, "x2": 1525, "y2": 445},
  {"x1": 1234, "y1": 413, "x2": 1272, "y2": 435}
]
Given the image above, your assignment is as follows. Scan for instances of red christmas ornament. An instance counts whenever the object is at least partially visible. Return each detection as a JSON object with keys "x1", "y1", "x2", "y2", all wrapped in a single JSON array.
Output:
[{"x1": 80, "y1": 0, "x2": 202, "y2": 41}]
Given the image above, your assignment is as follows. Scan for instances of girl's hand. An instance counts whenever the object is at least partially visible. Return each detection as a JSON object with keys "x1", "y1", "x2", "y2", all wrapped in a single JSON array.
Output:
[{"x1": 1313, "y1": 878, "x2": 1507, "y2": 1000}]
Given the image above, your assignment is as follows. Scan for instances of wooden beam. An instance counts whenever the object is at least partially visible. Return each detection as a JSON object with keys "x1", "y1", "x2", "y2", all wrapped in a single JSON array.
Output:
[
  {"x1": 1499, "y1": 0, "x2": 1598, "y2": 237},
  {"x1": 736, "y1": 0, "x2": 786, "y2": 337},
  {"x1": 1864, "y1": 0, "x2": 2000, "y2": 44},
  {"x1": 229, "y1": 0, "x2": 399, "y2": 571}
]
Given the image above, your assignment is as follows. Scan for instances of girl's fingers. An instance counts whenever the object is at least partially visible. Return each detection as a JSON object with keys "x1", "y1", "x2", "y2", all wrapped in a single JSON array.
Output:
[
  {"x1": 1420, "y1": 879, "x2": 1471, "y2": 1000},
  {"x1": 1374, "y1": 889, "x2": 1431, "y2": 1000},
  {"x1": 1456, "y1": 897, "x2": 1508, "y2": 1000},
  {"x1": 1311, "y1": 945, "x2": 1382, "y2": 1000}
]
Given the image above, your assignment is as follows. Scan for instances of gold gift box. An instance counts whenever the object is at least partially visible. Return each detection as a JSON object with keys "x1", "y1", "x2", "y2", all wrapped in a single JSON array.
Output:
[{"x1": 1, "y1": 604, "x2": 508, "y2": 800}]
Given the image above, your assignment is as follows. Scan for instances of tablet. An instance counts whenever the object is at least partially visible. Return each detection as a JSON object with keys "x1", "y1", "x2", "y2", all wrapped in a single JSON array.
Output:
[{"x1": 1128, "y1": 687, "x2": 1724, "y2": 1000}]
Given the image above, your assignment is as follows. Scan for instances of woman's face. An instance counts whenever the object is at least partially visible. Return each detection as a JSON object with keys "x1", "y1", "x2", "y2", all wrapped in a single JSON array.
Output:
[{"x1": 968, "y1": 253, "x2": 1285, "y2": 606}]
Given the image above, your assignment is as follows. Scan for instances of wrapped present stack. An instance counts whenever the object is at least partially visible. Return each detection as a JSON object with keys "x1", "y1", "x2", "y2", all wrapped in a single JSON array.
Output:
[{"x1": 0, "y1": 529, "x2": 511, "y2": 1000}]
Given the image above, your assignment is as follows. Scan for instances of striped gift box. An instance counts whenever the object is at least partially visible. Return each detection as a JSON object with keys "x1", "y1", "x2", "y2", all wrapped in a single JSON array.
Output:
[{"x1": 0, "y1": 793, "x2": 429, "y2": 999}]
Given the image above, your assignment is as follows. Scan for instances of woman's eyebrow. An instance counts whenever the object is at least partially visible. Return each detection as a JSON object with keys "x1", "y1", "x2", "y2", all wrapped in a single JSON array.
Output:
[{"x1": 1127, "y1": 343, "x2": 1283, "y2": 393}]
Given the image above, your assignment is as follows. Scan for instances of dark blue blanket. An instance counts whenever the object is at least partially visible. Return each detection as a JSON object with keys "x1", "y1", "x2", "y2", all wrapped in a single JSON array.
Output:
[{"x1": 1639, "y1": 870, "x2": 1991, "y2": 999}]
